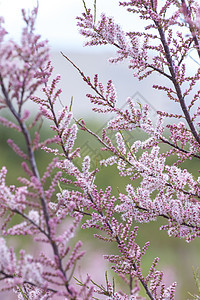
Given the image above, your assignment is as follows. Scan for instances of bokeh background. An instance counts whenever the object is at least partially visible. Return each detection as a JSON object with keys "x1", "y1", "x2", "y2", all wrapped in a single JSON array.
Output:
[{"x1": 0, "y1": 0, "x2": 200, "y2": 299}]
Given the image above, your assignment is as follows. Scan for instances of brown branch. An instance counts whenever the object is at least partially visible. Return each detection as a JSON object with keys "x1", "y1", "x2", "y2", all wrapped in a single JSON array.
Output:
[
  {"x1": 78, "y1": 6, "x2": 200, "y2": 145},
  {"x1": 181, "y1": 0, "x2": 200, "y2": 59},
  {"x1": 75, "y1": 120, "x2": 200, "y2": 199},
  {"x1": 135, "y1": 204, "x2": 200, "y2": 230},
  {"x1": 0, "y1": 73, "x2": 73, "y2": 296},
  {"x1": 152, "y1": 18, "x2": 200, "y2": 144},
  {"x1": 61, "y1": 52, "x2": 115, "y2": 109},
  {"x1": 160, "y1": 136, "x2": 200, "y2": 160},
  {"x1": 0, "y1": 271, "x2": 57, "y2": 294},
  {"x1": 86, "y1": 192, "x2": 155, "y2": 300}
]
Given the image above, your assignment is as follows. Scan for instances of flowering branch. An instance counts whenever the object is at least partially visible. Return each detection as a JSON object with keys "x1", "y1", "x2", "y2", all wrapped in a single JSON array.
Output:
[{"x1": 1, "y1": 0, "x2": 200, "y2": 299}]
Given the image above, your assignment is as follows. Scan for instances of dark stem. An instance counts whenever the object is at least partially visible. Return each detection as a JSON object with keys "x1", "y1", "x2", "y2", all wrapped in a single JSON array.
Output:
[
  {"x1": 135, "y1": 204, "x2": 200, "y2": 230},
  {"x1": 160, "y1": 136, "x2": 200, "y2": 160},
  {"x1": 181, "y1": 0, "x2": 200, "y2": 59},
  {"x1": 61, "y1": 53, "x2": 115, "y2": 108},
  {"x1": 76, "y1": 120, "x2": 200, "y2": 199},
  {"x1": 0, "y1": 271, "x2": 57, "y2": 294},
  {"x1": 0, "y1": 73, "x2": 73, "y2": 295},
  {"x1": 153, "y1": 20, "x2": 200, "y2": 145},
  {"x1": 86, "y1": 192, "x2": 155, "y2": 300},
  {"x1": 81, "y1": 2, "x2": 200, "y2": 145}
]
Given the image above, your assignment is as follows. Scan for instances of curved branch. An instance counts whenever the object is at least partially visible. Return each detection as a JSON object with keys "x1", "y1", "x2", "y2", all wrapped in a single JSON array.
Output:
[
  {"x1": 86, "y1": 192, "x2": 155, "y2": 300},
  {"x1": 154, "y1": 21, "x2": 200, "y2": 145},
  {"x1": 135, "y1": 204, "x2": 200, "y2": 231},
  {"x1": 0, "y1": 270, "x2": 57, "y2": 294},
  {"x1": 0, "y1": 73, "x2": 73, "y2": 295},
  {"x1": 181, "y1": 0, "x2": 200, "y2": 59}
]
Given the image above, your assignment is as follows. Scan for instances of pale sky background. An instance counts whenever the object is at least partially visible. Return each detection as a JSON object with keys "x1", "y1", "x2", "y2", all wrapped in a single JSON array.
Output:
[{"x1": 0, "y1": 0, "x2": 140, "y2": 51}]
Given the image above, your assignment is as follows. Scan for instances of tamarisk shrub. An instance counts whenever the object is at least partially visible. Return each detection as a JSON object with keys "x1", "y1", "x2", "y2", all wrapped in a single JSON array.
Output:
[{"x1": 0, "y1": 0, "x2": 200, "y2": 299}]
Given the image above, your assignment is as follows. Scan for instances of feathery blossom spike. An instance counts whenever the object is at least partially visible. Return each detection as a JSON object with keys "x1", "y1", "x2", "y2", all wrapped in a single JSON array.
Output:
[
  {"x1": 7, "y1": 139, "x2": 28, "y2": 160},
  {"x1": 115, "y1": 132, "x2": 126, "y2": 156},
  {"x1": 0, "y1": 169, "x2": 28, "y2": 212},
  {"x1": 0, "y1": 117, "x2": 21, "y2": 132},
  {"x1": 64, "y1": 123, "x2": 78, "y2": 153}
]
